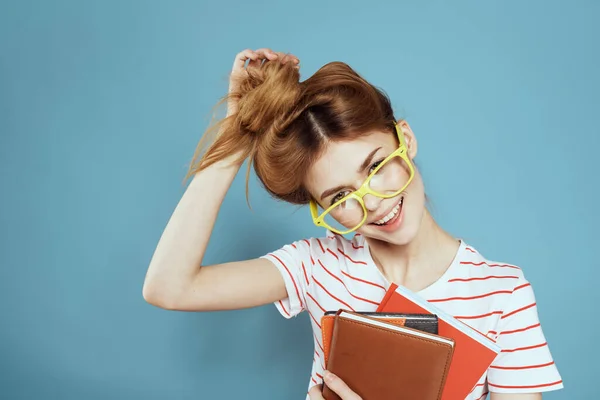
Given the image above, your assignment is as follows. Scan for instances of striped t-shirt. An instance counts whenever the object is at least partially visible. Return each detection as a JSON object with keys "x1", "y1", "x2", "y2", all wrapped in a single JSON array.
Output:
[{"x1": 261, "y1": 234, "x2": 563, "y2": 400}]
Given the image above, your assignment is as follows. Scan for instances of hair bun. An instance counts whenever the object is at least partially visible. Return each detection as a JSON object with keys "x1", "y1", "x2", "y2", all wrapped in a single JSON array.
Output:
[{"x1": 235, "y1": 60, "x2": 301, "y2": 137}]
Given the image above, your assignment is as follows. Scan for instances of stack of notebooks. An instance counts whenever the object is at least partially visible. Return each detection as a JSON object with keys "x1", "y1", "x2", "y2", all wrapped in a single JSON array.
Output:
[{"x1": 320, "y1": 283, "x2": 501, "y2": 400}]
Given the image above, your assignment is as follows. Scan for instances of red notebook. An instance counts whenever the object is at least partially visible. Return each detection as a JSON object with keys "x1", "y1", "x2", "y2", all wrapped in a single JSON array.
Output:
[{"x1": 377, "y1": 283, "x2": 500, "y2": 400}]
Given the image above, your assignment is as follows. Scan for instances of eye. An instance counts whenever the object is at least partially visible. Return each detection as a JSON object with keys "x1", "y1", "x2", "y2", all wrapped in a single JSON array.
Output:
[
  {"x1": 369, "y1": 158, "x2": 385, "y2": 174},
  {"x1": 330, "y1": 191, "x2": 349, "y2": 206}
]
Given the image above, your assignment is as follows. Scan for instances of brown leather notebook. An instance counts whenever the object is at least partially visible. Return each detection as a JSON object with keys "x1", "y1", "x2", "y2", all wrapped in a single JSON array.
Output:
[
  {"x1": 323, "y1": 310, "x2": 455, "y2": 400},
  {"x1": 321, "y1": 311, "x2": 438, "y2": 367}
]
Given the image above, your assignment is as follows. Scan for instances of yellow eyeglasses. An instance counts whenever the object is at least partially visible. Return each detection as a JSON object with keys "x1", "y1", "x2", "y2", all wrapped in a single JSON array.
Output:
[{"x1": 309, "y1": 122, "x2": 415, "y2": 235}]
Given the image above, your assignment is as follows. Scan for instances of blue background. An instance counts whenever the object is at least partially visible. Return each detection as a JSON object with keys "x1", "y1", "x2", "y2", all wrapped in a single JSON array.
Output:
[{"x1": 1, "y1": 0, "x2": 597, "y2": 398}]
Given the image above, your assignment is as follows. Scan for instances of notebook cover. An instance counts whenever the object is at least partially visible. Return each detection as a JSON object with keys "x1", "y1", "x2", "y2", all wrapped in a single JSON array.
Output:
[
  {"x1": 321, "y1": 312, "x2": 438, "y2": 366},
  {"x1": 322, "y1": 311, "x2": 454, "y2": 400},
  {"x1": 377, "y1": 283, "x2": 501, "y2": 400}
]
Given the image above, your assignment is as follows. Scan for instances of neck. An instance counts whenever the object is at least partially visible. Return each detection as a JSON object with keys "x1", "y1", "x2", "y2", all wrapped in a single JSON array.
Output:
[{"x1": 365, "y1": 208, "x2": 460, "y2": 290}]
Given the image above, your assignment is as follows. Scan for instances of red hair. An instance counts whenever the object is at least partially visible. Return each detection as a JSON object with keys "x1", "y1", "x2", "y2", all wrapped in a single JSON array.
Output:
[{"x1": 185, "y1": 60, "x2": 396, "y2": 204}]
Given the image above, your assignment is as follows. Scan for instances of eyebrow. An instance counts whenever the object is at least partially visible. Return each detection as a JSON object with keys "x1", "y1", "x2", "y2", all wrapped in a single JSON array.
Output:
[
  {"x1": 319, "y1": 147, "x2": 382, "y2": 201},
  {"x1": 358, "y1": 147, "x2": 382, "y2": 174}
]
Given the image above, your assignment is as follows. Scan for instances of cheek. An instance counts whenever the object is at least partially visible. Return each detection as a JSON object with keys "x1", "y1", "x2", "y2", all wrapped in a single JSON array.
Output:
[
  {"x1": 404, "y1": 173, "x2": 426, "y2": 217},
  {"x1": 406, "y1": 167, "x2": 424, "y2": 193}
]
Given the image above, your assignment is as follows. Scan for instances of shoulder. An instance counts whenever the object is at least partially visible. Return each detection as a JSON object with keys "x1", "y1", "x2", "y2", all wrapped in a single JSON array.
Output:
[
  {"x1": 457, "y1": 242, "x2": 541, "y2": 313},
  {"x1": 458, "y1": 242, "x2": 529, "y2": 290},
  {"x1": 266, "y1": 231, "x2": 364, "y2": 265},
  {"x1": 288, "y1": 232, "x2": 363, "y2": 255}
]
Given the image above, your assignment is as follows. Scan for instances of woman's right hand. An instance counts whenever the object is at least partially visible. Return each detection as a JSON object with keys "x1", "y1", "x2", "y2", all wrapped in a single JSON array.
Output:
[
  {"x1": 227, "y1": 48, "x2": 300, "y2": 116},
  {"x1": 308, "y1": 371, "x2": 362, "y2": 400}
]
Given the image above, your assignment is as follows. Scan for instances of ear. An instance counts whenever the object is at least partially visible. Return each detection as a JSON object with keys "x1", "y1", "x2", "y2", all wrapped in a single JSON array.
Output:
[{"x1": 397, "y1": 119, "x2": 418, "y2": 159}]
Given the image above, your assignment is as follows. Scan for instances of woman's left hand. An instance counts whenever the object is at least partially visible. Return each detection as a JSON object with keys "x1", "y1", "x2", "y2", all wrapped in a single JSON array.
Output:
[{"x1": 308, "y1": 371, "x2": 362, "y2": 400}]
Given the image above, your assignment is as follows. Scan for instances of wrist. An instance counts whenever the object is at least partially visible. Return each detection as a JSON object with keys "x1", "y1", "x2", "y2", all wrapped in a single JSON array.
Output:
[{"x1": 192, "y1": 151, "x2": 244, "y2": 181}]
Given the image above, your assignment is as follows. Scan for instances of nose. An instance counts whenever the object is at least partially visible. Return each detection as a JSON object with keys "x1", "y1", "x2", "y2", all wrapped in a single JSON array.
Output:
[{"x1": 363, "y1": 193, "x2": 383, "y2": 212}]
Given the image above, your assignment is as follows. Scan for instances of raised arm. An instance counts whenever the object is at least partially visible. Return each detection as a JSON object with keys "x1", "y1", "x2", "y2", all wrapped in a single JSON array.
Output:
[{"x1": 142, "y1": 48, "x2": 300, "y2": 311}]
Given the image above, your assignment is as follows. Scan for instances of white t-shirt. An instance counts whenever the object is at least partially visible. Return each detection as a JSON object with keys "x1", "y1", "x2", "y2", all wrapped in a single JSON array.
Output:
[{"x1": 261, "y1": 233, "x2": 563, "y2": 400}]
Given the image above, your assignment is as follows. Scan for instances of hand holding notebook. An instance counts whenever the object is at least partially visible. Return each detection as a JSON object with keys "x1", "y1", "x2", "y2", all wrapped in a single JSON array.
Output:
[{"x1": 322, "y1": 310, "x2": 455, "y2": 400}]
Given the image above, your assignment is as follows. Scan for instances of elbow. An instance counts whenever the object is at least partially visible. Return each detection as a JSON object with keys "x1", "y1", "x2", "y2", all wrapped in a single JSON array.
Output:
[
  {"x1": 142, "y1": 281, "x2": 180, "y2": 310},
  {"x1": 142, "y1": 283, "x2": 164, "y2": 308}
]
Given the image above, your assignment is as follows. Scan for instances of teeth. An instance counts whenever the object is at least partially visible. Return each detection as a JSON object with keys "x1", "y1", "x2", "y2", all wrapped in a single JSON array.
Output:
[{"x1": 375, "y1": 199, "x2": 402, "y2": 225}]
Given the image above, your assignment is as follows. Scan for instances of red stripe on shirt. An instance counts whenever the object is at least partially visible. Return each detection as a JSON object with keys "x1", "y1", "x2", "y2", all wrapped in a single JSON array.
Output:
[
  {"x1": 314, "y1": 352, "x2": 326, "y2": 371},
  {"x1": 340, "y1": 270, "x2": 386, "y2": 291},
  {"x1": 499, "y1": 323, "x2": 541, "y2": 336},
  {"x1": 455, "y1": 310, "x2": 503, "y2": 320},
  {"x1": 308, "y1": 309, "x2": 321, "y2": 328},
  {"x1": 468, "y1": 382, "x2": 486, "y2": 396},
  {"x1": 316, "y1": 238, "x2": 325, "y2": 253},
  {"x1": 501, "y1": 342, "x2": 547, "y2": 353},
  {"x1": 307, "y1": 292, "x2": 326, "y2": 313},
  {"x1": 487, "y1": 380, "x2": 562, "y2": 389},
  {"x1": 311, "y1": 377, "x2": 318, "y2": 385},
  {"x1": 466, "y1": 325, "x2": 496, "y2": 341},
  {"x1": 327, "y1": 248, "x2": 339, "y2": 259},
  {"x1": 313, "y1": 332, "x2": 324, "y2": 352},
  {"x1": 513, "y1": 282, "x2": 532, "y2": 292},
  {"x1": 337, "y1": 248, "x2": 367, "y2": 265},
  {"x1": 302, "y1": 239, "x2": 311, "y2": 247},
  {"x1": 351, "y1": 243, "x2": 364, "y2": 249},
  {"x1": 315, "y1": 373, "x2": 323, "y2": 380},
  {"x1": 318, "y1": 260, "x2": 379, "y2": 305},
  {"x1": 429, "y1": 290, "x2": 512, "y2": 303},
  {"x1": 271, "y1": 254, "x2": 304, "y2": 309},
  {"x1": 501, "y1": 302, "x2": 536, "y2": 319},
  {"x1": 310, "y1": 255, "x2": 315, "y2": 265},
  {"x1": 476, "y1": 392, "x2": 488, "y2": 400},
  {"x1": 301, "y1": 262, "x2": 310, "y2": 286},
  {"x1": 465, "y1": 247, "x2": 476, "y2": 253},
  {"x1": 448, "y1": 275, "x2": 519, "y2": 282},
  {"x1": 490, "y1": 361, "x2": 555, "y2": 370},
  {"x1": 278, "y1": 300, "x2": 290, "y2": 317},
  {"x1": 460, "y1": 261, "x2": 520, "y2": 270},
  {"x1": 313, "y1": 276, "x2": 355, "y2": 311}
]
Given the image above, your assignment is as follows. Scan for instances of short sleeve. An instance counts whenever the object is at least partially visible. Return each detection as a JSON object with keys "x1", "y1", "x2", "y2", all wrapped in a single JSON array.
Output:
[
  {"x1": 261, "y1": 239, "x2": 313, "y2": 319},
  {"x1": 487, "y1": 278, "x2": 564, "y2": 393}
]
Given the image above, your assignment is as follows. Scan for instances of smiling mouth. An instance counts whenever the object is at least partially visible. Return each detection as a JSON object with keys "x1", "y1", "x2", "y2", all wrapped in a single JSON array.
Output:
[{"x1": 371, "y1": 196, "x2": 404, "y2": 226}]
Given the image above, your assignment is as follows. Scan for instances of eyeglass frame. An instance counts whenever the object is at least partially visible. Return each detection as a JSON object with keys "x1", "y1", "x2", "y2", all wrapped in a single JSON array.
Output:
[{"x1": 309, "y1": 122, "x2": 415, "y2": 235}]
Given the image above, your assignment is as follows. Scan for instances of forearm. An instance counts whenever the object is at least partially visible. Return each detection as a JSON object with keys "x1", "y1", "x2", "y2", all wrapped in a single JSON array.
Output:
[{"x1": 142, "y1": 154, "x2": 242, "y2": 306}]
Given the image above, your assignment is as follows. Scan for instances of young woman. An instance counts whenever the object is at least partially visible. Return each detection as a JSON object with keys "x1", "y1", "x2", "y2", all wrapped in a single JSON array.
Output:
[{"x1": 143, "y1": 48, "x2": 563, "y2": 400}]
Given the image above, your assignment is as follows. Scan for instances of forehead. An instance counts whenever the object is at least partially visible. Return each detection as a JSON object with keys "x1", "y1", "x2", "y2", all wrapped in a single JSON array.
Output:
[{"x1": 305, "y1": 130, "x2": 396, "y2": 195}]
